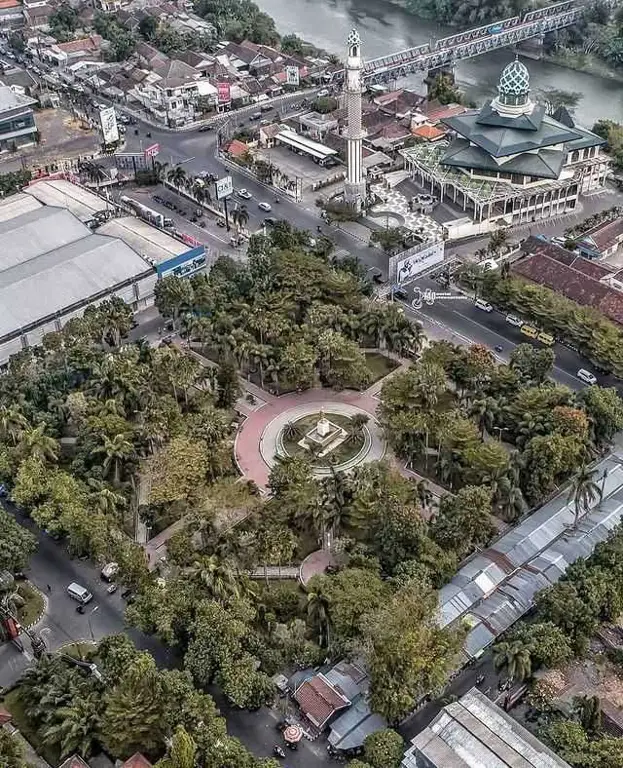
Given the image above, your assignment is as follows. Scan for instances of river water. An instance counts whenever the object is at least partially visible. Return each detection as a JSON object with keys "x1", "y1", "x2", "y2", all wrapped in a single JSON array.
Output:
[{"x1": 258, "y1": 0, "x2": 623, "y2": 125}]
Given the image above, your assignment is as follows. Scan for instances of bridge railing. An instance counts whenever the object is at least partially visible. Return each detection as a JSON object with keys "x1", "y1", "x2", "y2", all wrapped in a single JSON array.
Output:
[
  {"x1": 523, "y1": 0, "x2": 577, "y2": 23},
  {"x1": 433, "y1": 14, "x2": 520, "y2": 50},
  {"x1": 363, "y1": 43, "x2": 431, "y2": 73}
]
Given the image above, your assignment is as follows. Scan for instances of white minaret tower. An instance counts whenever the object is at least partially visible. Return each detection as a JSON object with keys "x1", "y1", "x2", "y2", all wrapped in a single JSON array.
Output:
[{"x1": 344, "y1": 29, "x2": 366, "y2": 211}]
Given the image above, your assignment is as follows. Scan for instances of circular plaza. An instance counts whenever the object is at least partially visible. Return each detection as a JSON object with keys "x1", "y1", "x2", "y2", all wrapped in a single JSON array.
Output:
[{"x1": 234, "y1": 389, "x2": 387, "y2": 488}]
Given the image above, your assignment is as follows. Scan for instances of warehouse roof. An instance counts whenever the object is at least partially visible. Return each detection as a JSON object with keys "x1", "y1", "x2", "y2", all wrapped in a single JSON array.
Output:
[
  {"x1": 439, "y1": 453, "x2": 623, "y2": 661},
  {"x1": 402, "y1": 688, "x2": 571, "y2": 767},
  {"x1": 24, "y1": 179, "x2": 112, "y2": 222},
  {"x1": 98, "y1": 216, "x2": 188, "y2": 264},
  {"x1": 0, "y1": 203, "x2": 151, "y2": 340}
]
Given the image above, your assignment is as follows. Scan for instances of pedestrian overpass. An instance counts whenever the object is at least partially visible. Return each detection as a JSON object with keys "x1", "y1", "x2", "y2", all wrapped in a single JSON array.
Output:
[{"x1": 330, "y1": 0, "x2": 616, "y2": 86}]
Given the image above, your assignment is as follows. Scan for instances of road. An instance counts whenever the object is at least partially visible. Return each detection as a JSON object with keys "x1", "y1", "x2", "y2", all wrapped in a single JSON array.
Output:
[{"x1": 0, "y1": 501, "x2": 332, "y2": 766}]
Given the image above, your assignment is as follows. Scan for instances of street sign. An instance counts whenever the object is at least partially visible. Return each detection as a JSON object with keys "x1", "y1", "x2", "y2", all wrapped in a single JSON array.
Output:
[
  {"x1": 216, "y1": 175, "x2": 233, "y2": 200},
  {"x1": 285, "y1": 65, "x2": 300, "y2": 86},
  {"x1": 144, "y1": 143, "x2": 160, "y2": 158},
  {"x1": 99, "y1": 106, "x2": 119, "y2": 144}
]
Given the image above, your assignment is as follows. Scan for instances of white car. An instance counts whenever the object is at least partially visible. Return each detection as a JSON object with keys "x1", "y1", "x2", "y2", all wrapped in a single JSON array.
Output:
[
  {"x1": 258, "y1": 201, "x2": 272, "y2": 212},
  {"x1": 237, "y1": 188, "x2": 252, "y2": 200},
  {"x1": 505, "y1": 314, "x2": 523, "y2": 327},
  {"x1": 577, "y1": 368, "x2": 597, "y2": 386},
  {"x1": 474, "y1": 298, "x2": 493, "y2": 312}
]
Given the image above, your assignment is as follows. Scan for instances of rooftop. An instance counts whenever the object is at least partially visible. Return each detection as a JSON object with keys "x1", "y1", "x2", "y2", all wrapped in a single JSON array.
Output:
[
  {"x1": 576, "y1": 217, "x2": 623, "y2": 255},
  {"x1": 402, "y1": 688, "x2": 570, "y2": 767},
  {"x1": 0, "y1": 85, "x2": 37, "y2": 113},
  {"x1": 514, "y1": 236, "x2": 623, "y2": 325},
  {"x1": 294, "y1": 673, "x2": 350, "y2": 729},
  {"x1": 439, "y1": 452, "x2": 623, "y2": 660},
  {"x1": 98, "y1": 216, "x2": 189, "y2": 265}
]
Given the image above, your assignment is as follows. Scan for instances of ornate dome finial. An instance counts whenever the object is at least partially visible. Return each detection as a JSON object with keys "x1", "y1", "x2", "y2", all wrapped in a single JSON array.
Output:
[
  {"x1": 491, "y1": 58, "x2": 532, "y2": 116},
  {"x1": 347, "y1": 29, "x2": 361, "y2": 48}
]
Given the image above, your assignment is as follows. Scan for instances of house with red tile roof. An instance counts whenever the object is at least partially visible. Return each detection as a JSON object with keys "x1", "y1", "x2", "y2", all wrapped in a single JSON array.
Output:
[
  {"x1": 412, "y1": 123, "x2": 446, "y2": 142},
  {"x1": 514, "y1": 236, "x2": 623, "y2": 326},
  {"x1": 294, "y1": 672, "x2": 350, "y2": 730},
  {"x1": 575, "y1": 217, "x2": 623, "y2": 260}
]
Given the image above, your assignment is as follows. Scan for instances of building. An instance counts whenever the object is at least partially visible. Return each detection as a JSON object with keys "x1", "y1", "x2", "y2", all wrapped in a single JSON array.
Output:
[
  {"x1": 402, "y1": 59, "x2": 609, "y2": 238},
  {"x1": 439, "y1": 452, "x2": 623, "y2": 664},
  {"x1": 0, "y1": 0, "x2": 23, "y2": 29},
  {"x1": 0, "y1": 179, "x2": 205, "y2": 365},
  {"x1": 292, "y1": 659, "x2": 387, "y2": 750},
  {"x1": 402, "y1": 688, "x2": 571, "y2": 767},
  {"x1": 513, "y1": 236, "x2": 623, "y2": 326},
  {"x1": 0, "y1": 85, "x2": 38, "y2": 152},
  {"x1": 575, "y1": 217, "x2": 623, "y2": 260},
  {"x1": 43, "y1": 35, "x2": 104, "y2": 68}
]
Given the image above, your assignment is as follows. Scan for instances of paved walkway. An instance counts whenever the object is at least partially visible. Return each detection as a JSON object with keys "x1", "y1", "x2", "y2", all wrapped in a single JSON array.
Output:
[{"x1": 235, "y1": 389, "x2": 384, "y2": 489}]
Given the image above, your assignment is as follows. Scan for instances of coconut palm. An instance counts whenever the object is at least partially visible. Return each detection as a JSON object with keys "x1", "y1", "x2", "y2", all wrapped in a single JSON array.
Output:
[
  {"x1": 93, "y1": 433, "x2": 134, "y2": 485},
  {"x1": 187, "y1": 555, "x2": 240, "y2": 601},
  {"x1": 493, "y1": 639, "x2": 532, "y2": 682},
  {"x1": 42, "y1": 689, "x2": 103, "y2": 759},
  {"x1": 283, "y1": 421, "x2": 301, "y2": 441},
  {"x1": 168, "y1": 166, "x2": 187, "y2": 189},
  {"x1": 346, "y1": 413, "x2": 369, "y2": 445},
  {"x1": 234, "y1": 204, "x2": 249, "y2": 232},
  {"x1": 0, "y1": 405, "x2": 28, "y2": 445},
  {"x1": 307, "y1": 586, "x2": 331, "y2": 647},
  {"x1": 18, "y1": 425, "x2": 59, "y2": 463},
  {"x1": 568, "y1": 464, "x2": 602, "y2": 529}
]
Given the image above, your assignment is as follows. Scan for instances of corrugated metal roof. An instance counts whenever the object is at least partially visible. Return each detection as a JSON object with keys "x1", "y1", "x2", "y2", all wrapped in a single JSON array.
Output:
[
  {"x1": 328, "y1": 698, "x2": 387, "y2": 750},
  {"x1": 438, "y1": 454, "x2": 623, "y2": 659},
  {"x1": 402, "y1": 688, "x2": 571, "y2": 767}
]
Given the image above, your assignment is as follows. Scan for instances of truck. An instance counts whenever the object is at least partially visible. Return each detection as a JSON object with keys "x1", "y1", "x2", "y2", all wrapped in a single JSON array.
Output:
[{"x1": 120, "y1": 196, "x2": 173, "y2": 229}]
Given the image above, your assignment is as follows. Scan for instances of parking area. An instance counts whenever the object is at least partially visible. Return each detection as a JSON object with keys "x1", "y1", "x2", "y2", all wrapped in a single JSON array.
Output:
[{"x1": 257, "y1": 145, "x2": 342, "y2": 190}]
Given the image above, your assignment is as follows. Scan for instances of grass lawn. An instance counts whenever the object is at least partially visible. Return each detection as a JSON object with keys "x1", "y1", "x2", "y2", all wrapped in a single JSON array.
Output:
[
  {"x1": 16, "y1": 582, "x2": 44, "y2": 628},
  {"x1": 365, "y1": 352, "x2": 400, "y2": 383},
  {"x1": 2, "y1": 688, "x2": 60, "y2": 766},
  {"x1": 282, "y1": 413, "x2": 364, "y2": 468}
]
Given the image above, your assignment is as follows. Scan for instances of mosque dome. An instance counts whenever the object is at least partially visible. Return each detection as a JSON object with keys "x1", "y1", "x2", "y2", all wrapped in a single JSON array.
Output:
[{"x1": 491, "y1": 57, "x2": 532, "y2": 115}]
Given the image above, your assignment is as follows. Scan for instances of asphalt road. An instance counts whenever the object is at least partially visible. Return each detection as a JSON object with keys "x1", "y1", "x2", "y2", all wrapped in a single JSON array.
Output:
[
  {"x1": 398, "y1": 276, "x2": 623, "y2": 393},
  {"x1": 0, "y1": 501, "x2": 333, "y2": 766}
]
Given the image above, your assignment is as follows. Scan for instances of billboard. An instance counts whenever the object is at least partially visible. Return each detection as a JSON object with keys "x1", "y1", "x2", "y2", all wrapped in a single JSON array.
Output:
[
  {"x1": 217, "y1": 82, "x2": 231, "y2": 103},
  {"x1": 389, "y1": 239, "x2": 445, "y2": 284},
  {"x1": 144, "y1": 143, "x2": 160, "y2": 158},
  {"x1": 99, "y1": 106, "x2": 119, "y2": 144},
  {"x1": 285, "y1": 65, "x2": 300, "y2": 86},
  {"x1": 216, "y1": 175, "x2": 233, "y2": 200},
  {"x1": 156, "y1": 246, "x2": 207, "y2": 279}
]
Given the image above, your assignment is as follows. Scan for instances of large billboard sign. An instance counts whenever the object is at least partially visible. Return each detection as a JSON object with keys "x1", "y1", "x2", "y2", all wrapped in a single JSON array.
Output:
[
  {"x1": 285, "y1": 65, "x2": 300, "y2": 86},
  {"x1": 389, "y1": 239, "x2": 445, "y2": 285},
  {"x1": 157, "y1": 246, "x2": 207, "y2": 279},
  {"x1": 216, "y1": 175, "x2": 233, "y2": 200},
  {"x1": 144, "y1": 143, "x2": 160, "y2": 158},
  {"x1": 99, "y1": 106, "x2": 119, "y2": 144},
  {"x1": 217, "y1": 82, "x2": 231, "y2": 103}
]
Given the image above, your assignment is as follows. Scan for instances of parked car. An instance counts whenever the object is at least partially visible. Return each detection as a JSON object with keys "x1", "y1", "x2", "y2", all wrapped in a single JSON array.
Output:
[
  {"x1": 263, "y1": 217, "x2": 277, "y2": 227},
  {"x1": 474, "y1": 298, "x2": 493, "y2": 312},
  {"x1": 258, "y1": 201, "x2": 272, "y2": 212},
  {"x1": 505, "y1": 313, "x2": 522, "y2": 327}
]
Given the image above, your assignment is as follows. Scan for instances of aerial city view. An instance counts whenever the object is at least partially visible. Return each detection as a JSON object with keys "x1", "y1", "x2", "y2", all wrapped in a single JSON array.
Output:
[{"x1": 2, "y1": 0, "x2": 623, "y2": 765}]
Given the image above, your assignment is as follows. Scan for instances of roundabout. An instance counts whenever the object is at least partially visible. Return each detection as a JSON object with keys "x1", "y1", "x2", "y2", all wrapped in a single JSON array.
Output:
[{"x1": 234, "y1": 388, "x2": 387, "y2": 488}]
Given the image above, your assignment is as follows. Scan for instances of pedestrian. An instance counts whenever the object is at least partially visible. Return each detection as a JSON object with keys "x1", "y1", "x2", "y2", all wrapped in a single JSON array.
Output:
[{"x1": 46, "y1": 584, "x2": 51, "y2": 592}]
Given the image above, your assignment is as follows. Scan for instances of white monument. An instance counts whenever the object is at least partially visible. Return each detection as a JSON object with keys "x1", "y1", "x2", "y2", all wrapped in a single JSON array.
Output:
[
  {"x1": 343, "y1": 29, "x2": 366, "y2": 212},
  {"x1": 298, "y1": 410, "x2": 348, "y2": 458}
]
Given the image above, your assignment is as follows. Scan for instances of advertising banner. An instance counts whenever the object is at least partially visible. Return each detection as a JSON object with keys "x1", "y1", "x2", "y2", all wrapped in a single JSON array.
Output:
[
  {"x1": 217, "y1": 82, "x2": 231, "y2": 103},
  {"x1": 99, "y1": 106, "x2": 119, "y2": 144},
  {"x1": 157, "y1": 246, "x2": 206, "y2": 279},
  {"x1": 389, "y1": 240, "x2": 445, "y2": 284},
  {"x1": 216, "y1": 175, "x2": 233, "y2": 200},
  {"x1": 285, "y1": 65, "x2": 300, "y2": 86},
  {"x1": 144, "y1": 143, "x2": 160, "y2": 158}
]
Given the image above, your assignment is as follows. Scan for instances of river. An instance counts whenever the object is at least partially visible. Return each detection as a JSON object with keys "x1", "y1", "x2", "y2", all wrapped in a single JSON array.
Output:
[{"x1": 258, "y1": 0, "x2": 623, "y2": 125}]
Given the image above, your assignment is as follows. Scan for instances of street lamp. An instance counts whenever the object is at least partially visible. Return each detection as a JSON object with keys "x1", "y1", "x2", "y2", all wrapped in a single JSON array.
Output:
[{"x1": 87, "y1": 605, "x2": 99, "y2": 644}]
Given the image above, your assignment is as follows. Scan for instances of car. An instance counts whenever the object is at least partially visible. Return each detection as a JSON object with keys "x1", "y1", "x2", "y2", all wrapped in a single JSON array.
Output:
[
  {"x1": 505, "y1": 313, "x2": 523, "y2": 327},
  {"x1": 577, "y1": 368, "x2": 597, "y2": 385},
  {"x1": 250, "y1": 111, "x2": 262, "y2": 120},
  {"x1": 216, "y1": 218, "x2": 226, "y2": 227},
  {"x1": 237, "y1": 188, "x2": 252, "y2": 200},
  {"x1": 263, "y1": 217, "x2": 277, "y2": 227},
  {"x1": 474, "y1": 298, "x2": 493, "y2": 312},
  {"x1": 258, "y1": 201, "x2": 272, "y2": 212},
  {"x1": 369, "y1": 267, "x2": 384, "y2": 284},
  {"x1": 198, "y1": 124, "x2": 213, "y2": 132},
  {"x1": 317, "y1": 88, "x2": 329, "y2": 97},
  {"x1": 392, "y1": 287, "x2": 409, "y2": 301},
  {"x1": 101, "y1": 562, "x2": 118, "y2": 582}
]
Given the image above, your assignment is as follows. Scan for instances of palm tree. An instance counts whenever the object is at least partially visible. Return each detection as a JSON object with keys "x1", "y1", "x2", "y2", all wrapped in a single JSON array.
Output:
[
  {"x1": 235, "y1": 204, "x2": 249, "y2": 232},
  {"x1": 307, "y1": 587, "x2": 331, "y2": 647},
  {"x1": 93, "y1": 433, "x2": 134, "y2": 485},
  {"x1": 42, "y1": 690, "x2": 102, "y2": 759},
  {"x1": 346, "y1": 413, "x2": 369, "y2": 445},
  {"x1": 168, "y1": 166, "x2": 187, "y2": 189},
  {"x1": 0, "y1": 405, "x2": 28, "y2": 445},
  {"x1": 493, "y1": 640, "x2": 532, "y2": 682},
  {"x1": 153, "y1": 160, "x2": 169, "y2": 182},
  {"x1": 18, "y1": 425, "x2": 59, "y2": 463},
  {"x1": 187, "y1": 555, "x2": 240, "y2": 601},
  {"x1": 470, "y1": 396, "x2": 500, "y2": 438},
  {"x1": 568, "y1": 464, "x2": 602, "y2": 529},
  {"x1": 283, "y1": 421, "x2": 301, "y2": 441}
]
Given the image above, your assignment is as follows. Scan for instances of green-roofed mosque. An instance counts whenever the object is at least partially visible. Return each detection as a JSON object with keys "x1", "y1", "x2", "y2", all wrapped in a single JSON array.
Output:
[{"x1": 402, "y1": 58, "x2": 609, "y2": 238}]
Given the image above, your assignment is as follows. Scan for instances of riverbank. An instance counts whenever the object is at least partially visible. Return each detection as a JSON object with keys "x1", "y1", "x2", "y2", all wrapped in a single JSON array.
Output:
[{"x1": 543, "y1": 49, "x2": 623, "y2": 83}]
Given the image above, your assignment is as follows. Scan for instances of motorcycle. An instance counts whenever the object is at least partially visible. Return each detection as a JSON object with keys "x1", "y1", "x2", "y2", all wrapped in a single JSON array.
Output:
[
  {"x1": 274, "y1": 198, "x2": 280, "y2": 203},
  {"x1": 273, "y1": 746, "x2": 285, "y2": 759}
]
